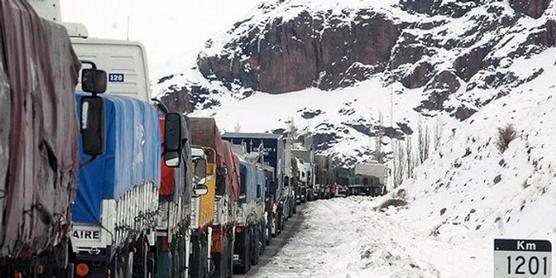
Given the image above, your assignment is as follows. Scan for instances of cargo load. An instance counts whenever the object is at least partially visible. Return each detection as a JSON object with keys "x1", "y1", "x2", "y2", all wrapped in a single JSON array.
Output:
[
  {"x1": 72, "y1": 93, "x2": 161, "y2": 250},
  {"x1": 0, "y1": 0, "x2": 81, "y2": 257}
]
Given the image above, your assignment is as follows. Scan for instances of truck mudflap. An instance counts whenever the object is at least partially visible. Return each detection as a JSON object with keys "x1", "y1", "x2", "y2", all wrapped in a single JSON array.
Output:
[{"x1": 0, "y1": 0, "x2": 81, "y2": 257}]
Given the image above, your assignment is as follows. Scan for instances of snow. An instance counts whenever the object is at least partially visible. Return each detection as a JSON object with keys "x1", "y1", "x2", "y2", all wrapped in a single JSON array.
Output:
[
  {"x1": 187, "y1": 77, "x2": 430, "y2": 165},
  {"x1": 255, "y1": 193, "x2": 554, "y2": 277},
  {"x1": 254, "y1": 198, "x2": 487, "y2": 277}
]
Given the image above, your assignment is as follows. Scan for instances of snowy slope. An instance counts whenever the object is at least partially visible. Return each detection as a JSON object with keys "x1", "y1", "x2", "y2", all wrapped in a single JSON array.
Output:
[
  {"x1": 398, "y1": 48, "x2": 556, "y2": 243},
  {"x1": 186, "y1": 77, "x2": 434, "y2": 166}
]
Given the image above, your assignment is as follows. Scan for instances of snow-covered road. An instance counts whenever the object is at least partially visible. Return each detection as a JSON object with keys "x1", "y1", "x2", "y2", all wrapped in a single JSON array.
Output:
[{"x1": 251, "y1": 197, "x2": 495, "y2": 278}]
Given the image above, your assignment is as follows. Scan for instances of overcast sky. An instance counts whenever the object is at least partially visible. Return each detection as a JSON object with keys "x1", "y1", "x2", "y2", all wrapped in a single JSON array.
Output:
[{"x1": 60, "y1": 0, "x2": 261, "y2": 79}]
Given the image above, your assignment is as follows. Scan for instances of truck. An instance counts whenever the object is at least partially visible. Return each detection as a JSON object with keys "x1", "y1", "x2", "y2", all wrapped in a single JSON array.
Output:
[
  {"x1": 190, "y1": 118, "x2": 240, "y2": 278},
  {"x1": 222, "y1": 133, "x2": 285, "y2": 237},
  {"x1": 352, "y1": 162, "x2": 389, "y2": 196},
  {"x1": 335, "y1": 167, "x2": 354, "y2": 196},
  {"x1": 71, "y1": 93, "x2": 162, "y2": 277},
  {"x1": 234, "y1": 160, "x2": 266, "y2": 274},
  {"x1": 233, "y1": 155, "x2": 267, "y2": 273},
  {"x1": 0, "y1": 1, "x2": 106, "y2": 276},
  {"x1": 282, "y1": 137, "x2": 297, "y2": 217},
  {"x1": 291, "y1": 149, "x2": 315, "y2": 201},
  {"x1": 314, "y1": 155, "x2": 333, "y2": 199},
  {"x1": 156, "y1": 110, "x2": 209, "y2": 278}
]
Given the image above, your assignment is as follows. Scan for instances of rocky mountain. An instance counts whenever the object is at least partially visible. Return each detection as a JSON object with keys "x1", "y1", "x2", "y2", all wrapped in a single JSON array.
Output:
[{"x1": 155, "y1": 0, "x2": 556, "y2": 166}]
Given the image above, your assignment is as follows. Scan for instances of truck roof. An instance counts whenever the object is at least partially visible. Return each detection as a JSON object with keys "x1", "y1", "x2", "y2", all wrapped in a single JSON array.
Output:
[{"x1": 189, "y1": 117, "x2": 223, "y2": 165}]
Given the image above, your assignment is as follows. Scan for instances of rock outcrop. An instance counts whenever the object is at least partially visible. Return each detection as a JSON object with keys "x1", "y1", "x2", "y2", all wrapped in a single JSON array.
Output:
[{"x1": 198, "y1": 9, "x2": 400, "y2": 93}]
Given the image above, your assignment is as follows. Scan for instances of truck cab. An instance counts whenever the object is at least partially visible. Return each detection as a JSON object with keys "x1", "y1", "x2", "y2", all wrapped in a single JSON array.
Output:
[{"x1": 71, "y1": 37, "x2": 151, "y2": 101}]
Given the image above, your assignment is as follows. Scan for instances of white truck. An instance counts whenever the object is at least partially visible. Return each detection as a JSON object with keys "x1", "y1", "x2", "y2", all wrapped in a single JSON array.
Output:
[{"x1": 292, "y1": 149, "x2": 316, "y2": 201}]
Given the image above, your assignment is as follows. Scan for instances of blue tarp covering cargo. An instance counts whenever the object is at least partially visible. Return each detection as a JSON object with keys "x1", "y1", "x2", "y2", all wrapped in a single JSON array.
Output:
[{"x1": 73, "y1": 93, "x2": 161, "y2": 224}]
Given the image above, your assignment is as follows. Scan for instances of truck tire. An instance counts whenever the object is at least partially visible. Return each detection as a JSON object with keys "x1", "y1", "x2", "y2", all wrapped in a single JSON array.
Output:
[
  {"x1": 133, "y1": 240, "x2": 148, "y2": 278},
  {"x1": 251, "y1": 227, "x2": 260, "y2": 266},
  {"x1": 114, "y1": 248, "x2": 134, "y2": 278},
  {"x1": 233, "y1": 229, "x2": 247, "y2": 275},
  {"x1": 125, "y1": 251, "x2": 134, "y2": 278},
  {"x1": 288, "y1": 203, "x2": 293, "y2": 218},
  {"x1": 266, "y1": 214, "x2": 273, "y2": 244},
  {"x1": 243, "y1": 230, "x2": 251, "y2": 274},
  {"x1": 212, "y1": 236, "x2": 231, "y2": 278},
  {"x1": 259, "y1": 223, "x2": 266, "y2": 256},
  {"x1": 190, "y1": 236, "x2": 208, "y2": 278},
  {"x1": 226, "y1": 237, "x2": 233, "y2": 278},
  {"x1": 53, "y1": 237, "x2": 69, "y2": 270}
]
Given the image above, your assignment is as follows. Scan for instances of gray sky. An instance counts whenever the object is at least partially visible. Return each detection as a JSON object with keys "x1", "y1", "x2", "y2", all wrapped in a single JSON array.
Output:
[{"x1": 61, "y1": 0, "x2": 261, "y2": 79}]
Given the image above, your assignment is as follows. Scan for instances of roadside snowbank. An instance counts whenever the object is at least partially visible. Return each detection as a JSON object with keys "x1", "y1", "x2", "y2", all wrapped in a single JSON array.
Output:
[{"x1": 254, "y1": 197, "x2": 489, "y2": 278}]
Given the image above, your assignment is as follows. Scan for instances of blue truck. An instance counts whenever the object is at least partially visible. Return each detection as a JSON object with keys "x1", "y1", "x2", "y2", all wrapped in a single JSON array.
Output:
[
  {"x1": 71, "y1": 93, "x2": 162, "y2": 277},
  {"x1": 222, "y1": 133, "x2": 287, "y2": 237}
]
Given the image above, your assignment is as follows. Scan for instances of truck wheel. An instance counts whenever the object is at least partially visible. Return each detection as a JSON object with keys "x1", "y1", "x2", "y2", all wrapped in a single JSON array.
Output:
[
  {"x1": 251, "y1": 227, "x2": 260, "y2": 266},
  {"x1": 243, "y1": 230, "x2": 251, "y2": 274},
  {"x1": 190, "y1": 237, "x2": 203, "y2": 278},
  {"x1": 288, "y1": 204, "x2": 293, "y2": 218},
  {"x1": 259, "y1": 223, "x2": 266, "y2": 256},
  {"x1": 53, "y1": 237, "x2": 69, "y2": 270},
  {"x1": 133, "y1": 240, "x2": 148, "y2": 278},
  {"x1": 266, "y1": 215, "x2": 273, "y2": 244},
  {"x1": 227, "y1": 237, "x2": 234, "y2": 278},
  {"x1": 114, "y1": 251, "x2": 131, "y2": 278},
  {"x1": 125, "y1": 251, "x2": 134, "y2": 278}
]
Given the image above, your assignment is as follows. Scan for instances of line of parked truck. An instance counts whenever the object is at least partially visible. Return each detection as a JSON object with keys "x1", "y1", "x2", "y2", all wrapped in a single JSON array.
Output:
[{"x1": 0, "y1": 1, "x2": 341, "y2": 277}]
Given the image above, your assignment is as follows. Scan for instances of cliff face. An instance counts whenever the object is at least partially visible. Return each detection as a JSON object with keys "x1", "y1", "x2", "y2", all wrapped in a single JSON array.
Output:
[
  {"x1": 189, "y1": 0, "x2": 555, "y2": 119},
  {"x1": 198, "y1": 9, "x2": 400, "y2": 93}
]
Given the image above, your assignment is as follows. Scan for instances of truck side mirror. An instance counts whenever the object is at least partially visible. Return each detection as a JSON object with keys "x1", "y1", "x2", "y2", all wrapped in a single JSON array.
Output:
[
  {"x1": 80, "y1": 96, "x2": 105, "y2": 155},
  {"x1": 164, "y1": 113, "x2": 182, "y2": 168},
  {"x1": 81, "y1": 61, "x2": 107, "y2": 94},
  {"x1": 216, "y1": 166, "x2": 228, "y2": 176},
  {"x1": 194, "y1": 157, "x2": 207, "y2": 185},
  {"x1": 193, "y1": 184, "x2": 209, "y2": 196}
]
